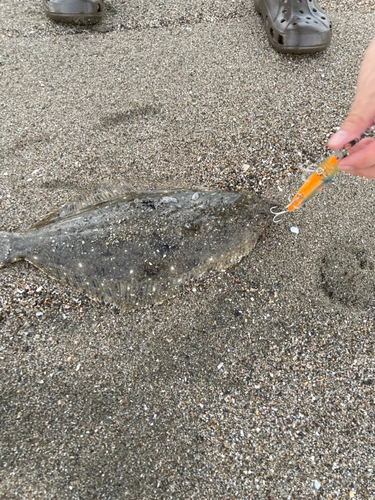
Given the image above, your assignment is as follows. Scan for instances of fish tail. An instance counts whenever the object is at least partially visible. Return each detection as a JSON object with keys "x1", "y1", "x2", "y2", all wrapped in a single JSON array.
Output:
[{"x1": 0, "y1": 232, "x2": 21, "y2": 267}]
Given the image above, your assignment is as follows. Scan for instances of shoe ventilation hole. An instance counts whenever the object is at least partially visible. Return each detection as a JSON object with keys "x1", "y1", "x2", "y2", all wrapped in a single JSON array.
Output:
[
  {"x1": 306, "y1": 16, "x2": 311, "y2": 19},
  {"x1": 312, "y1": 8, "x2": 317, "y2": 12},
  {"x1": 278, "y1": 35, "x2": 284, "y2": 45},
  {"x1": 282, "y1": 8, "x2": 287, "y2": 13},
  {"x1": 314, "y1": 20, "x2": 318, "y2": 23},
  {"x1": 97, "y1": 3, "x2": 101, "y2": 12},
  {"x1": 270, "y1": 28, "x2": 274, "y2": 38},
  {"x1": 292, "y1": 22, "x2": 297, "y2": 25},
  {"x1": 281, "y1": 19, "x2": 285, "y2": 23},
  {"x1": 299, "y1": 10, "x2": 304, "y2": 14},
  {"x1": 321, "y1": 16, "x2": 326, "y2": 19}
]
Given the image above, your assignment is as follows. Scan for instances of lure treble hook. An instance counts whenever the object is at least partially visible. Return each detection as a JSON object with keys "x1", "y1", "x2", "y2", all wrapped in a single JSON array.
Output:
[{"x1": 270, "y1": 206, "x2": 288, "y2": 223}]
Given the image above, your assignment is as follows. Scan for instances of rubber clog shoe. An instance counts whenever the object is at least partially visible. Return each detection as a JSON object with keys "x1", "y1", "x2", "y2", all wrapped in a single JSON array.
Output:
[
  {"x1": 44, "y1": 0, "x2": 103, "y2": 23},
  {"x1": 254, "y1": 0, "x2": 332, "y2": 54}
]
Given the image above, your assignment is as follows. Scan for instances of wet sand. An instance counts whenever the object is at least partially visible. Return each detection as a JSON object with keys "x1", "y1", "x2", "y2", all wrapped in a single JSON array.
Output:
[{"x1": 1, "y1": 1, "x2": 374, "y2": 498}]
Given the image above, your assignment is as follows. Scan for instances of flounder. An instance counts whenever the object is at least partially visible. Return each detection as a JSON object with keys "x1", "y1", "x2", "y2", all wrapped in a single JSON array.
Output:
[{"x1": 0, "y1": 188, "x2": 271, "y2": 309}]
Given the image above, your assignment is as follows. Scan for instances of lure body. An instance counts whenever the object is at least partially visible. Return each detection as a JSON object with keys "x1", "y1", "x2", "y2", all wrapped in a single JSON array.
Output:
[
  {"x1": 271, "y1": 125, "x2": 374, "y2": 222},
  {"x1": 287, "y1": 154, "x2": 339, "y2": 212}
]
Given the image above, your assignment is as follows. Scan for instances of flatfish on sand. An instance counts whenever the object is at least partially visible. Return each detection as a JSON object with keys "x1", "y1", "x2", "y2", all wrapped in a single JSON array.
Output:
[{"x1": 0, "y1": 188, "x2": 271, "y2": 309}]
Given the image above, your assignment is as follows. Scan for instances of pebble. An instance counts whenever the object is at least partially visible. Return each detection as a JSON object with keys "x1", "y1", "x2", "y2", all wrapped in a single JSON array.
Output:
[
  {"x1": 160, "y1": 197, "x2": 178, "y2": 204},
  {"x1": 314, "y1": 480, "x2": 322, "y2": 490}
]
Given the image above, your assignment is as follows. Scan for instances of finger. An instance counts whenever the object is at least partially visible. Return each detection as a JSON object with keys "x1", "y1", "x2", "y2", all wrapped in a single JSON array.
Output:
[
  {"x1": 328, "y1": 38, "x2": 375, "y2": 150},
  {"x1": 339, "y1": 138, "x2": 375, "y2": 168},
  {"x1": 340, "y1": 164, "x2": 375, "y2": 179},
  {"x1": 338, "y1": 138, "x2": 375, "y2": 165},
  {"x1": 337, "y1": 139, "x2": 375, "y2": 178},
  {"x1": 328, "y1": 114, "x2": 374, "y2": 150}
]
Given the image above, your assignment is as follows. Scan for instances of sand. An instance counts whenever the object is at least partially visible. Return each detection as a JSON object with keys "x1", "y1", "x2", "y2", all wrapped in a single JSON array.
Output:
[{"x1": 0, "y1": 0, "x2": 374, "y2": 498}]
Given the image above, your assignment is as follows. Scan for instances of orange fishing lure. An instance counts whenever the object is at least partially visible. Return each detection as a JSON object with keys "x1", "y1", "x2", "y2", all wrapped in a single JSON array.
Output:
[
  {"x1": 286, "y1": 153, "x2": 340, "y2": 212},
  {"x1": 271, "y1": 126, "x2": 373, "y2": 223}
]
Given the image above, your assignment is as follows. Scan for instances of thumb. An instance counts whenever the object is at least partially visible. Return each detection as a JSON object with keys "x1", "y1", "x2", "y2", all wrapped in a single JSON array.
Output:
[
  {"x1": 328, "y1": 36, "x2": 375, "y2": 150},
  {"x1": 328, "y1": 107, "x2": 374, "y2": 150}
]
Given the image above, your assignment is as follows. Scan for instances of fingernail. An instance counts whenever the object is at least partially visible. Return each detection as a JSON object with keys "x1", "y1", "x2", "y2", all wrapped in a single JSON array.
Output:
[{"x1": 329, "y1": 130, "x2": 350, "y2": 147}]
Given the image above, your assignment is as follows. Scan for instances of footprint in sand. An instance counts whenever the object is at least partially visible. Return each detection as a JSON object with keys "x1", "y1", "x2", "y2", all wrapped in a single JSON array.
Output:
[{"x1": 321, "y1": 243, "x2": 375, "y2": 309}]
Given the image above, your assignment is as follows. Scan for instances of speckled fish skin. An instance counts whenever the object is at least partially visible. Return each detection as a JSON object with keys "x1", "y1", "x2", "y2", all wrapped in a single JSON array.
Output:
[{"x1": 0, "y1": 189, "x2": 271, "y2": 309}]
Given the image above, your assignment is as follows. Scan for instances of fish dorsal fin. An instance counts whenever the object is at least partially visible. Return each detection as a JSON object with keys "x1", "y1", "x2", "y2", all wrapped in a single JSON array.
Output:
[{"x1": 30, "y1": 183, "x2": 134, "y2": 230}]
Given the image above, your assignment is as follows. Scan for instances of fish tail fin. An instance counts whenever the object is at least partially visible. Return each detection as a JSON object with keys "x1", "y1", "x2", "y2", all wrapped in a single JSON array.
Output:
[{"x1": 0, "y1": 232, "x2": 21, "y2": 267}]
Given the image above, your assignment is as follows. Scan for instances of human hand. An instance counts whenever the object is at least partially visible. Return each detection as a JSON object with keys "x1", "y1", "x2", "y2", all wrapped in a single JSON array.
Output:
[{"x1": 328, "y1": 37, "x2": 375, "y2": 178}]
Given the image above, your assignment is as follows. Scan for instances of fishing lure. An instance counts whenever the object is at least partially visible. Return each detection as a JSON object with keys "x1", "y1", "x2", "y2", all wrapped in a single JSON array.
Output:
[{"x1": 271, "y1": 128, "x2": 373, "y2": 223}]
